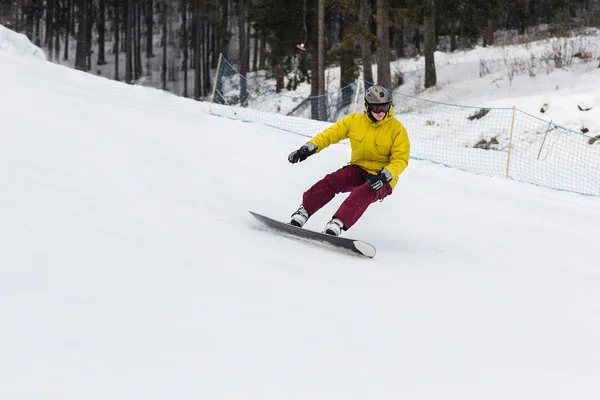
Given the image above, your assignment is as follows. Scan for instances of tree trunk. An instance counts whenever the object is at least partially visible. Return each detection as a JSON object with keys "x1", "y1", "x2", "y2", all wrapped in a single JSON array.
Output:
[
  {"x1": 135, "y1": 1, "x2": 143, "y2": 80},
  {"x1": 203, "y1": 18, "x2": 211, "y2": 96},
  {"x1": 13, "y1": 4, "x2": 20, "y2": 31},
  {"x1": 114, "y1": 2, "x2": 120, "y2": 80},
  {"x1": 376, "y1": 0, "x2": 391, "y2": 88},
  {"x1": 86, "y1": 1, "x2": 92, "y2": 70},
  {"x1": 393, "y1": 18, "x2": 404, "y2": 58},
  {"x1": 64, "y1": 0, "x2": 71, "y2": 60},
  {"x1": 423, "y1": 0, "x2": 436, "y2": 89},
  {"x1": 162, "y1": 0, "x2": 167, "y2": 90},
  {"x1": 338, "y1": 8, "x2": 356, "y2": 109},
  {"x1": 70, "y1": 0, "x2": 76, "y2": 35},
  {"x1": 182, "y1": 0, "x2": 188, "y2": 97},
  {"x1": 359, "y1": 0, "x2": 374, "y2": 89},
  {"x1": 97, "y1": 0, "x2": 107, "y2": 65},
  {"x1": 413, "y1": 27, "x2": 420, "y2": 55},
  {"x1": 483, "y1": 19, "x2": 496, "y2": 47},
  {"x1": 24, "y1": 4, "x2": 34, "y2": 41},
  {"x1": 252, "y1": 34, "x2": 258, "y2": 72},
  {"x1": 45, "y1": 0, "x2": 54, "y2": 61},
  {"x1": 53, "y1": 2, "x2": 60, "y2": 61},
  {"x1": 317, "y1": 0, "x2": 325, "y2": 119},
  {"x1": 222, "y1": 0, "x2": 230, "y2": 60},
  {"x1": 193, "y1": 0, "x2": 201, "y2": 99},
  {"x1": 258, "y1": 34, "x2": 266, "y2": 70},
  {"x1": 34, "y1": 3, "x2": 41, "y2": 47},
  {"x1": 75, "y1": 0, "x2": 88, "y2": 71},
  {"x1": 309, "y1": 0, "x2": 319, "y2": 120},
  {"x1": 238, "y1": 0, "x2": 247, "y2": 105},
  {"x1": 275, "y1": 63, "x2": 283, "y2": 93},
  {"x1": 125, "y1": 0, "x2": 133, "y2": 83},
  {"x1": 146, "y1": 0, "x2": 155, "y2": 56}
]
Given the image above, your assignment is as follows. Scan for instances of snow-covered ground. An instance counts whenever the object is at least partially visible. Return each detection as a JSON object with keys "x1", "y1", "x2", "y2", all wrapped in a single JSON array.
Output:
[{"x1": 1, "y1": 26, "x2": 600, "y2": 399}]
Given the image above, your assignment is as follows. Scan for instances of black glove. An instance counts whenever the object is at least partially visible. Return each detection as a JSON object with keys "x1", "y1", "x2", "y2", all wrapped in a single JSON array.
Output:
[
  {"x1": 288, "y1": 143, "x2": 317, "y2": 164},
  {"x1": 366, "y1": 168, "x2": 393, "y2": 192}
]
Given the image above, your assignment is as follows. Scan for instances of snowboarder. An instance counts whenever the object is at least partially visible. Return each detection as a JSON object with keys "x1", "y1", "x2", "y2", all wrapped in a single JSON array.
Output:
[{"x1": 287, "y1": 85, "x2": 411, "y2": 236}]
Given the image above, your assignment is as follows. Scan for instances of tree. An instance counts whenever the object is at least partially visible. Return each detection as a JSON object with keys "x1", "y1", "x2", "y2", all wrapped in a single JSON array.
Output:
[
  {"x1": 389, "y1": 1, "x2": 408, "y2": 59},
  {"x1": 75, "y1": 0, "x2": 89, "y2": 71},
  {"x1": 376, "y1": 0, "x2": 391, "y2": 88},
  {"x1": 3, "y1": 0, "x2": 574, "y2": 105},
  {"x1": 161, "y1": 0, "x2": 167, "y2": 90},
  {"x1": 182, "y1": 0, "x2": 189, "y2": 97},
  {"x1": 193, "y1": 0, "x2": 202, "y2": 99},
  {"x1": 97, "y1": 0, "x2": 107, "y2": 65},
  {"x1": 134, "y1": 0, "x2": 143, "y2": 80},
  {"x1": 358, "y1": 0, "x2": 374, "y2": 88},
  {"x1": 113, "y1": 0, "x2": 120, "y2": 80},
  {"x1": 21, "y1": 0, "x2": 42, "y2": 45},
  {"x1": 0, "y1": 1, "x2": 18, "y2": 29},
  {"x1": 238, "y1": 0, "x2": 248, "y2": 105},
  {"x1": 44, "y1": 0, "x2": 54, "y2": 61},
  {"x1": 125, "y1": 0, "x2": 133, "y2": 83},
  {"x1": 53, "y1": 0, "x2": 61, "y2": 60},
  {"x1": 250, "y1": 0, "x2": 305, "y2": 92},
  {"x1": 85, "y1": 0, "x2": 92, "y2": 70},
  {"x1": 216, "y1": 0, "x2": 230, "y2": 63},
  {"x1": 146, "y1": 0, "x2": 155, "y2": 57},
  {"x1": 64, "y1": 0, "x2": 72, "y2": 61},
  {"x1": 423, "y1": 0, "x2": 436, "y2": 88},
  {"x1": 317, "y1": 0, "x2": 325, "y2": 118},
  {"x1": 328, "y1": 1, "x2": 362, "y2": 109},
  {"x1": 436, "y1": 0, "x2": 501, "y2": 49}
]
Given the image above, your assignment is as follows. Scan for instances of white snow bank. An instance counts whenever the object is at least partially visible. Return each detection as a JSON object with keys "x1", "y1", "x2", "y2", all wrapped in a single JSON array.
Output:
[{"x1": 0, "y1": 24, "x2": 46, "y2": 60}]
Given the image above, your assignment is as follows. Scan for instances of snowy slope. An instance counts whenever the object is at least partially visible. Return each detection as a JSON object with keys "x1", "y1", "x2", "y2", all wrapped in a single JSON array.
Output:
[
  {"x1": 0, "y1": 24, "x2": 45, "y2": 60},
  {"x1": 2, "y1": 35, "x2": 600, "y2": 399}
]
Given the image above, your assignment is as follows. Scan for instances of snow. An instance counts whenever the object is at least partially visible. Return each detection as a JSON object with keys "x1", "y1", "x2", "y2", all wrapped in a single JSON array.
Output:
[
  {"x1": 0, "y1": 24, "x2": 46, "y2": 60},
  {"x1": 1, "y1": 25, "x2": 600, "y2": 399}
]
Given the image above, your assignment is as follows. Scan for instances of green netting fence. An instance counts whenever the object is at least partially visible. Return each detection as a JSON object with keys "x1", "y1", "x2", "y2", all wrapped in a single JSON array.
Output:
[{"x1": 209, "y1": 55, "x2": 600, "y2": 196}]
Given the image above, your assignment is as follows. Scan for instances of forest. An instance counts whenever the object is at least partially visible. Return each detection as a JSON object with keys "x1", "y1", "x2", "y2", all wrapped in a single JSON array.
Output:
[{"x1": 0, "y1": 0, "x2": 597, "y2": 102}]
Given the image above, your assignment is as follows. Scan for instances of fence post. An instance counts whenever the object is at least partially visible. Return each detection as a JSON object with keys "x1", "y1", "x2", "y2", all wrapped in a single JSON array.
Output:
[
  {"x1": 210, "y1": 53, "x2": 223, "y2": 103},
  {"x1": 353, "y1": 78, "x2": 362, "y2": 113},
  {"x1": 505, "y1": 106, "x2": 517, "y2": 179},
  {"x1": 537, "y1": 120, "x2": 553, "y2": 160}
]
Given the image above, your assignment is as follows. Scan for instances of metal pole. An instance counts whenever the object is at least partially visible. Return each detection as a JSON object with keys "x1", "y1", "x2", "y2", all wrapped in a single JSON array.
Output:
[
  {"x1": 537, "y1": 121, "x2": 553, "y2": 160},
  {"x1": 505, "y1": 106, "x2": 517, "y2": 179}
]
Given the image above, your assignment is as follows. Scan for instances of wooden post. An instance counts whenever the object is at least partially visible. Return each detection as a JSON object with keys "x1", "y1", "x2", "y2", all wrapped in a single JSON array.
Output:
[
  {"x1": 210, "y1": 53, "x2": 223, "y2": 103},
  {"x1": 353, "y1": 78, "x2": 362, "y2": 113},
  {"x1": 505, "y1": 106, "x2": 517, "y2": 179}
]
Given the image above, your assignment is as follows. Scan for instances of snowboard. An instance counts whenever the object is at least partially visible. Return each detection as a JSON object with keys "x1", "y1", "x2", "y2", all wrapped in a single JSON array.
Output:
[{"x1": 249, "y1": 211, "x2": 376, "y2": 258}]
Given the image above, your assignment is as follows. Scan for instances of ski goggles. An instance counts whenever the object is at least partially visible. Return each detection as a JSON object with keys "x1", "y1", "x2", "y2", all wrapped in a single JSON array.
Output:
[{"x1": 368, "y1": 102, "x2": 391, "y2": 113}]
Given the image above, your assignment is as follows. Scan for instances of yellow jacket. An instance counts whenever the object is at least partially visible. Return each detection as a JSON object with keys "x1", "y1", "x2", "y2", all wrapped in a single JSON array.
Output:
[{"x1": 308, "y1": 106, "x2": 410, "y2": 189}]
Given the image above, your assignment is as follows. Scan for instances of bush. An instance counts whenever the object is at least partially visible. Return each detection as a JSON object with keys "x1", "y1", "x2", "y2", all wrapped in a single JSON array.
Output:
[{"x1": 468, "y1": 108, "x2": 490, "y2": 120}]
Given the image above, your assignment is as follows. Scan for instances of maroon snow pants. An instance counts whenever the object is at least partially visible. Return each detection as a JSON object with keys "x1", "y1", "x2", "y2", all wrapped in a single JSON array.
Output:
[{"x1": 302, "y1": 164, "x2": 392, "y2": 230}]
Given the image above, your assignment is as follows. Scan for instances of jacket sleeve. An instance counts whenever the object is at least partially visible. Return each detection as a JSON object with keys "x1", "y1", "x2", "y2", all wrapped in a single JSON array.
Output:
[
  {"x1": 307, "y1": 115, "x2": 352, "y2": 152},
  {"x1": 386, "y1": 126, "x2": 410, "y2": 180}
]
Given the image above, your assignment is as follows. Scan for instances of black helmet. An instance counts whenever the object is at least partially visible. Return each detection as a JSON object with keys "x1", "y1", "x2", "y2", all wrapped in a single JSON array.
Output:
[{"x1": 364, "y1": 85, "x2": 392, "y2": 119}]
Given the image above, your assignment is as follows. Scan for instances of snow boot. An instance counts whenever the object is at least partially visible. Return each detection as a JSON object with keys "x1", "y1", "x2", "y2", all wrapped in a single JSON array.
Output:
[
  {"x1": 290, "y1": 205, "x2": 309, "y2": 227},
  {"x1": 324, "y1": 218, "x2": 344, "y2": 236}
]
